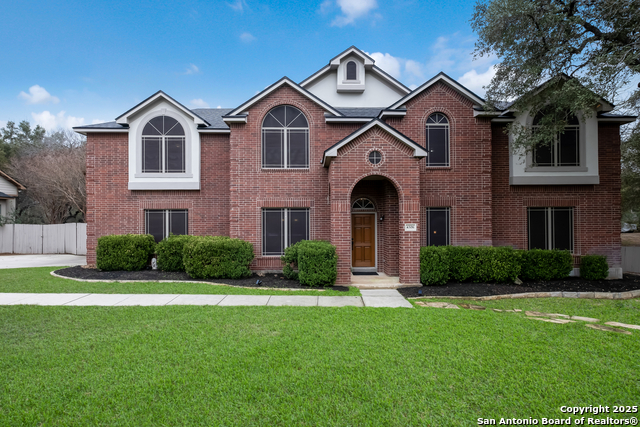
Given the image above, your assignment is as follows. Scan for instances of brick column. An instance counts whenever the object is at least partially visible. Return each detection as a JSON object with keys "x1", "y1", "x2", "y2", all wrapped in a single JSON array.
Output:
[
  {"x1": 399, "y1": 200, "x2": 421, "y2": 284},
  {"x1": 331, "y1": 199, "x2": 351, "y2": 285}
]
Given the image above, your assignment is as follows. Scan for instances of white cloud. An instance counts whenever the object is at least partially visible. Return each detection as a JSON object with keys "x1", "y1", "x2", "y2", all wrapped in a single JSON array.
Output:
[
  {"x1": 240, "y1": 32, "x2": 256, "y2": 43},
  {"x1": 331, "y1": 0, "x2": 378, "y2": 26},
  {"x1": 92, "y1": 119, "x2": 107, "y2": 124},
  {"x1": 190, "y1": 98, "x2": 210, "y2": 108},
  {"x1": 457, "y1": 65, "x2": 497, "y2": 96},
  {"x1": 31, "y1": 111, "x2": 85, "y2": 130},
  {"x1": 0, "y1": 120, "x2": 6, "y2": 129},
  {"x1": 368, "y1": 52, "x2": 401, "y2": 79},
  {"x1": 228, "y1": 0, "x2": 248, "y2": 12},
  {"x1": 217, "y1": 105, "x2": 222, "y2": 109},
  {"x1": 183, "y1": 64, "x2": 200, "y2": 75},
  {"x1": 405, "y1": 60, "x2": 423, "y2": 80},
  {"x1": 18, "y1": 85, "x2": 60, "y2": 105}
]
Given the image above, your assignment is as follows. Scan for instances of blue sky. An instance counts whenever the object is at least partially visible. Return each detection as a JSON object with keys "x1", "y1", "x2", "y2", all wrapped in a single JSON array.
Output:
[{"x1": 0, "y1": 0, "x2": 498, "y2": 130}]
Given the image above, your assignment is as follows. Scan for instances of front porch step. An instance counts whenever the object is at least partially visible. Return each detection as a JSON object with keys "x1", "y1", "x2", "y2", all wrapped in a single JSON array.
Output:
[{"x1": 350, "y1": 273, "x2": 414, "y2": 289}]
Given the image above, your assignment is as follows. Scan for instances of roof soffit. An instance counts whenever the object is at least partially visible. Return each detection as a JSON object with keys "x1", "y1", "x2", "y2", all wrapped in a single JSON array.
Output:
[{"x1": 115, "y1": 91, "x2": 210, "y2": 126}]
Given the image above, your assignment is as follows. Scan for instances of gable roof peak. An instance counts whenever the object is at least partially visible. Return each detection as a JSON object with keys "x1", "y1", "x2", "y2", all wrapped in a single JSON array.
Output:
[
  {"x1": 115, "y1": 90, "x2": 210, "y2": 126},
  {"x1": 329, "y1": 46, "x2": 375, "y2": 69},
  {"x1": 388, "y1": 72, "x2": 485, "y2": 110}
]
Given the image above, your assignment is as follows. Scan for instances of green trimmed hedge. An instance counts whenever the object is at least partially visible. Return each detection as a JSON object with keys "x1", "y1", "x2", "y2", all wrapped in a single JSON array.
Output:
[
  {"x1": 182, "y1": 236, "x2": 254, "y2": 279},
  {"x1": 444, "y1": 246, "x2": 478, "y2": 282},
  {"x1": 420, "y1": 246, "x2": 450, "y2": 285},
  {"x1": 580, "y1": 255, "x2": 609, "y2": 280},
  {"x1": 96, "y1": 234, "x2": 156, "y2": 271},
  {"x1": 519, "y1": 249, "x2": 573, "y2": 280},
  {"x1": 281, "y1": 240, "x2": 337, "y2": 287},
  {"x1": 156, "y1": 235, "x2": 198, "y2": 272}
]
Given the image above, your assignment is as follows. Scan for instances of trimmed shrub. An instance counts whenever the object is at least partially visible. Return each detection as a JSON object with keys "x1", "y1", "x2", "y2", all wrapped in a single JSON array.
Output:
[
  {"x1": 580, "y1": 255, "x2": 609, "y2": 280},
  {"x1": 156, "y1": 234, "x2": 198, "y2": 272},
  {"x1": 281, "y1": 240, "x2": 337, "y2": 287},
  {"x1": 520, "y1": 249, "x2": 573, "y2": 280},
  {"x1": 473, "y1": 246, "x2": 521, "y2": 283},
  {"x1": 96, "y1": 234, "x2": 156, "y2": 271},
  {"x1": 281, "y1": 242, "x2": 300, "y2": 280},
  {"x1": 297, "y1": 240, "x2": 337, "y2": 287},
  {"x1": 420, "y1": 246, "x2": 450, "y2": 285},
  {"x1": 183, "y1": 236, "x2": 254, "y2": 279},
  {"x1": 445, "y1": 246, "x2": 478, "y2": 282}
]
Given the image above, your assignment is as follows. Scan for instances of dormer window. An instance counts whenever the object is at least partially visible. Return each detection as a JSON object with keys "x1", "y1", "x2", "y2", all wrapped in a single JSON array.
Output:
[
  {"x1": 532, "y1": 112, "x2": 580, "y2": 167},
  {"x1": 142, "y1": 115, "x2": 186, "y2": 173},
  {"x1": 346, "y1": 61, "x2": 357, "y2": 81}
]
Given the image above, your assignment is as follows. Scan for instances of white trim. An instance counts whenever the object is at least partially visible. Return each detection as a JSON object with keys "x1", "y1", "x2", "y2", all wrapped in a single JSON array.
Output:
[
  {"x1": 74, "y1": 128, "x2": 128, "y2": 135},
  {"x1": 350, "y1": 212, "x2": 377, "y2": 272},
  {"x1": 116, "y1": 92, "x2": 207, "y2": 126},
  {"x1": 221, "y1": 116, "x2": 247, "y2": 124},
  {"x1": 323, "y1": 120, "x2": 428, "y2": 166},
  {"x1": 378, "y1": 110, "x2": 406, "y2": 118},
  {"x1": 369, "y1": 66, "x2": 411, "y2": 94},
  {"x1": 128, "y1": 181, "x2": 200, "y2": 190},
  {"x1": 197, "y1": 129, "x2": 231, "y2": 134},
  {"x1": 510, "y1": 175, "x2": 599, "y2": 185},
  {"x1": 228, "y1": 78, "x2": 342, "y2": 117},
  {"x1": 300, "y1": 65, "x2": 331, "y2": 87},
  {"x1": 325, "y1": 117, "x2": 372, "y2": 123},
  {"x1": 389, "y1": 73, "x2": 484, "y2": 110}
]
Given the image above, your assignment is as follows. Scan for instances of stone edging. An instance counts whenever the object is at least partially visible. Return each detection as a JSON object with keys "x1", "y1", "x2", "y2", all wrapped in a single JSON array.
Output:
[
  {"x1": 49, "y1": 271, "x2": 331, "y2": 293},
  {"x1": 409, "y1": 289, "x2": 640, "y2": 301}
]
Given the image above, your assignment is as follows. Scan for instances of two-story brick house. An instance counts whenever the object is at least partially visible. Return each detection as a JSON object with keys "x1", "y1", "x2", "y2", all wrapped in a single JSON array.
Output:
[{"x1": 74, "y1": 47, "x2": 635, "y2": 284}]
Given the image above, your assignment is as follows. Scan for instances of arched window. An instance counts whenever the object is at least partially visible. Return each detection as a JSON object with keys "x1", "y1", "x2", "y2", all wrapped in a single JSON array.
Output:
[
  {"x1": 532, "y1": 111, "x2": 580, "y2": 167},
  {"x1": 346, "y1": 61, "x2": 357, "y2": 81},
  {"x1": 262, "y1": 105, "x2": 309, "y2": 169},
  {"x1": 142, "y1": 115, "x2": 185, "y2": 173},
  {"x1": 425, "y1": 113, "x2": 449, "y2": 167},
  {"x1": 352, "y1": 198, "x2": 375, "y2": 210}
]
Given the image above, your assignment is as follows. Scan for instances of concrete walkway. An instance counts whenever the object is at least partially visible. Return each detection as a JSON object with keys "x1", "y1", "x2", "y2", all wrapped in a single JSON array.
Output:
[
  {"x1": 0, "y1": 254, "x2": 86, "y2": 269},
  {"x1": 0, "y1": 289, "x2": 413, "y2": 308}
]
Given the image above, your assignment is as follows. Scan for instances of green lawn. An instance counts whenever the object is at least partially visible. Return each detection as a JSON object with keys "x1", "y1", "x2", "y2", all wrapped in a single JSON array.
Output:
[
  {"x1": 1, "y1": 299, "x2": 639, "y2": 426},
  {"x1": 0, "y1": 267, "x2": 361, "y2": 296}
]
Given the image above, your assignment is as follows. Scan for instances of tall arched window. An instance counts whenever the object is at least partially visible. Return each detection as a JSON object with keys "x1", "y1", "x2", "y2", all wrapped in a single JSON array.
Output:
[
  {"x1": 425, "y1": 113, "x2": 449, "y2": 167},
  {"x1": 262, "y1": 105, "x2": 309, "y2": 169},
  {"x1": 346, "y1": 61, "x2": 357, "y2": 81},
  {"x1": 142, "y1": 115, "x2": 185, "y2": 173},
  {"x1": 532, "y1": 111, "x2": 580, "y2": 167}
]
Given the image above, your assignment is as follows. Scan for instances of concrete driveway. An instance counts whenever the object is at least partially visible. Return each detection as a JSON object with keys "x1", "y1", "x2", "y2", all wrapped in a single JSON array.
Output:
[{"x1": 0, "y1": 254, "x2": 86, "y2": 269}]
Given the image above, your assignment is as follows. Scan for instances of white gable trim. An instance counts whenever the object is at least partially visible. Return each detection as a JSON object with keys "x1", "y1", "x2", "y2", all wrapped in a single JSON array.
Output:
[
  {"x1": 322, "y1": 119, "x2": 428, "y2": 166},
  {"x1": 389, "y1": 73, "x2": 485, "y2": 110},
  {"x1": 115, "y1": 91, "x2": 209, "y2": 126},
  {"x1": 329, "y1": 46, "x2": 375, "y2": 68},
  {"x1": 227, "y1": 77, "x2": 342, "y2": 118}
]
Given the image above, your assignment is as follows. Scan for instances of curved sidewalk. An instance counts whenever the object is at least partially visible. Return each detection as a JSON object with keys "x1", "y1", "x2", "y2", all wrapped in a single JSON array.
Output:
[{"x1": 0, "y1": 289, "x2": 413, "y2": 308}]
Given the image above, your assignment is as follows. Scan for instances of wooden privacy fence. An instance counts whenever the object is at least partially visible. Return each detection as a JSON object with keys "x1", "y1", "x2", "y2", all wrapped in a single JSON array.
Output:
[
  {"x1": 0, "y1": 224, "x2": 86, "y2": 255},
  {"x1": 622, "y1": 246, "x2": 640, "y2": 274}
]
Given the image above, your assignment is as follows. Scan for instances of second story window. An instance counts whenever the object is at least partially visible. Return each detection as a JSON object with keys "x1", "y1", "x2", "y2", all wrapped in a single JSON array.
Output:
[
  {"x1": 262, "y1": 105, "x2": 309, "y2": 169},
  {"x1": 346, "y1": 61, "x2": 357, "y2": 80},
  {"x1": 532, "y1": 112, "x2": 580, "y2": 167},
  {"x1": 142, "y1": 115, "x2": 185, "y2": 173},
  {"x1": 425, "y1": 113, "x2": 449, "y2": 167}
]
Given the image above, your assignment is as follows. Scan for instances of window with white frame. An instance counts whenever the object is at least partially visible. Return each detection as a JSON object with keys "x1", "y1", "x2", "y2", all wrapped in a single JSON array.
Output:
[
  {"x1": 346, "y1": 61, "x2": 357, "y2": 81},
  {"x1": 262, "y1": 105, "x2": 309, "y2": 169},
  {"x1": 262, "y1": 208, "x2": 309, "y2": 256},
  {"x1": 145, "y1": 209, "x2": 188, "y2": 243},
  {"x1": 425, "y1": 113, "x2": 449, "y2": 167},
  {"x1": 532, "y1": 112, "x2": 580, "y2": 167},
  {"x1": 426, "y1": 207, "x2": 450, "y2": 246},
  {"x1": 528, "y1": 207, "x2": 573, "y2": 251},
  {"x1": 142, "y1": 116, "x2": 186, "y2": 173}
]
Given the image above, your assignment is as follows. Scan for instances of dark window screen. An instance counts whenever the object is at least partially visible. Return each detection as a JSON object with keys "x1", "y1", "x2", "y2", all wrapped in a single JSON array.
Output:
[
  {"x1": 552, "y1": 209, "x2": 572, "y2": 250},
  {"x1": 262, "y1": 130, "x2": 284, "y2": 168},
  {"x1": 288, "y1": 209, "x2": 309, "y2": 246},
  {"x1": 528, "y1": 208, "x2": 548, "y2": 249},
  {"x1": 346, "y1": 61, "x2": 357, "y2": 80},
  {"x1": 287, "y1": 130, "x2": 308, "y2": 168},
  {"x1": 165, "y1": 137, "x2": 185, "y2": 173},
  {"x1": 146, "y1": 210, "x2": 166, "y2": 243},
  {"x1": 426, "y1": 208, "x2": 449, "y2": 246},
  {"x1": 169, "y1": 210, "x2": 188, "y2": 236},
  {"x1": 534, "y1": 143, "x2": 553, "y2": 166},
  {"x1": 559, "y1": 129, "x2": 579, "y2": 166},
  {"x1": 427, "y1": 127, "x2": 448, "y2": 166},
  {"x1": 142, "y1": 137, "x2": 162, "y2": 173},
  {"x1": 263, "y1": 209, "x2": 284, "y2": 256}
]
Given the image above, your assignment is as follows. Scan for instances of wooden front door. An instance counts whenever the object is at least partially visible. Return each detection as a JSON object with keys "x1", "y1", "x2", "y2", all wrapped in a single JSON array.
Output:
[{"x1": 352, "y1": 214, "x2": 375, "y2": 267}]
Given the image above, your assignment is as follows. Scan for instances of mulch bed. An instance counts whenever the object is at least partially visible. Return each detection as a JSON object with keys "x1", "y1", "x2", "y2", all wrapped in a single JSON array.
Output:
[
  {"x1": 54, "y1": 266, "x2": 351, "y2": 292},
  {"x1": 398, "y1": 274, "x2": 640, "y2": 298}
]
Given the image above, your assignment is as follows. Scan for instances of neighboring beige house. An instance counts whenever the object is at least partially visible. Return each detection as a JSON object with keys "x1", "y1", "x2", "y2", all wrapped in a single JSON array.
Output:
[{"x1": 0, "y1": 170, "x2": 25, "y2": 218}]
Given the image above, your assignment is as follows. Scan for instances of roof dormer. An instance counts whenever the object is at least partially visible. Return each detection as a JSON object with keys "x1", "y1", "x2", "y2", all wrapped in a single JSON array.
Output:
[{"x1": 337, "y1": 56, "x2": 366, "y2": 93}]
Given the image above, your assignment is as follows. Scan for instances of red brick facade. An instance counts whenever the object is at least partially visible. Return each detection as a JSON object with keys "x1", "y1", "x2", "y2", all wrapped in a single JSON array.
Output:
[{"x1": 84, "y1": 81, "x2": 622, "y2": 284}]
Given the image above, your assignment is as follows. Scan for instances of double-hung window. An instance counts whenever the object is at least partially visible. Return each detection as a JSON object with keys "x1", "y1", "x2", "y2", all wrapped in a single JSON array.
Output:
[
  {"x1": 262, "y1": 208, "x2": 309, "y2": 256},
  {"x1": 426, "y1": 207, "x2": 450, "y2": 246},
  {"x1": 142, "y1": 116, "x2": 186, "y2": 173},
  {"x1": 528, "y1": 207, "x2": 573, "y2": 251},
  {"x1": 262, "y1": 105, "x2": 309, "y2": 169},
  {"x1": 145, "y1": 209, "x2": 188, "y2": 243},
  {"x1": 425, "y1": 113, "x2": 449, "y2": 167},
  {"x1": 532, "y1": 113, "x2": 580, "y2": 167}
]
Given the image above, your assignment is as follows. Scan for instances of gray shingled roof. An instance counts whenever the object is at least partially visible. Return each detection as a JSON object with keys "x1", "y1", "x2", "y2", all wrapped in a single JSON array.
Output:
[
  {"x1": 190, "y1": 108, "x2": 233, "y2": 129},
  {"x1": 75, "y1": 122, "x2": 128, "y2": 130},
  {"x1": 336, "y1": 108, "x2": 383, "y2": 118}
]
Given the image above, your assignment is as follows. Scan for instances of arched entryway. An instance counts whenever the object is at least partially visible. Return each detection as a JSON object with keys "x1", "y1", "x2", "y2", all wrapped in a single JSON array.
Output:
[{"x1": 350, "y1": 176, "x2": 400, "y2": 276}]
